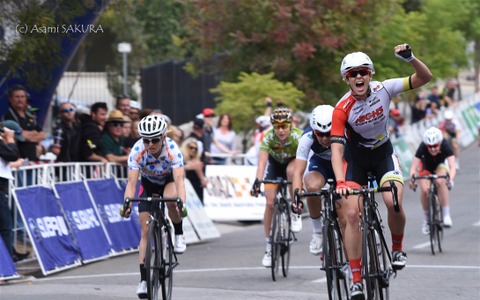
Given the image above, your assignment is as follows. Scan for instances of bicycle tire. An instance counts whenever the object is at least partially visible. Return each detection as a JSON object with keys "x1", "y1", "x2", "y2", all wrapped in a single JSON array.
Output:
[
  {"x1": 324, "y1": 223, "x2": 349, "y2": 300},
  {"x1": 374, "y1": 229, "x2": 390, "y2": 300},
  {"x1": 434, "y1": 194, "x2": 443, "y2": 253},
  {"x1": 363, "y1": 228, "x2": 387, "y2": 300},
  {"x1": 281, "y1": 203, "x2": 291, "y2": 277},
  {"x1": 160, "y1": 224, "x2": 174, "y2": 300},
  {"x1": 428, "y1": 190, "x2": 438, "y2": 255},
  {"x1": 270, "y1": 202, "x2": 281, "y2": 281},
  {"x1": 146, "y1": 220, "x2": 160, "y2": 300}
]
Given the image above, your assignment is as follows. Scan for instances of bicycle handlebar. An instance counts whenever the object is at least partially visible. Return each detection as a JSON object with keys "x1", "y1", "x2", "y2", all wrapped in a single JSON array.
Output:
[
  {"x1": 348, "y1": 181, "x2": 400, "y2": 212},
  {"x1": 121, "y1": 197, "x2": 184, "y2": 218},
  {"x1": 257, "y1": 179, "x2": 292, "y2": 185},
  {"x1": 411, "y1": 174, "x2": 450, "y2": 192}
]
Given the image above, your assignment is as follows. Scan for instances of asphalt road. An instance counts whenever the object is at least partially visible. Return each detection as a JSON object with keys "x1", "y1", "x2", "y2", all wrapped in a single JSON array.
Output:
[{"x1": 2, "y1": 144, "x2": 479, "y2": 300}]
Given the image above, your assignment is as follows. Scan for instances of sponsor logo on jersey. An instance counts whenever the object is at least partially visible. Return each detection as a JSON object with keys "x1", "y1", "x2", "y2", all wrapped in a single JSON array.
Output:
[{"x1": 355, "y1": 106, "x2": 384, "y2": 124}]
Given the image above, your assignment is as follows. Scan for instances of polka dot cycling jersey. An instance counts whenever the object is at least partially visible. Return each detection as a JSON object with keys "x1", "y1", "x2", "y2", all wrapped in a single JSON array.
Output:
[
  {"x1": 128, "y1": 137, "x2": 184, "y2": 185},
  {"x1": 331, "y1": 77, "x2": 410, "y2": 149},
  {"x1": 296, "y1": 128, "x2": 331, "y2": 161}
]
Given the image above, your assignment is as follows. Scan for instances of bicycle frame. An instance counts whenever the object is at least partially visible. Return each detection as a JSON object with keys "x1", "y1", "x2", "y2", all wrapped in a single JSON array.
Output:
[
  {"x1": 349, "y1": 178, "x2": 398, "y2": 300},
  {"x1": 258, "y1": 179, "x2": 295, "y2": 281},
  {"x1": 123, "y1": 197, "x2": 183, "y2": 300}
]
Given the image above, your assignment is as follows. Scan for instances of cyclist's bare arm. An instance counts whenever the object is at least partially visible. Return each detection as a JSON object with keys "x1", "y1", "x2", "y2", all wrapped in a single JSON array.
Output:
[
  {"x1": 255, "y1": 150, "x2": 269, "y2": 180},
  {"x1": 408, "y1": 157, "x2": 421, "y2": 189},
  {"x1": 446, "y1": 155, "x2": 456, "y2": 182},
  {"x1": 331, "y1": 143, "x2": 349, "y2": 195},
  {"x1": 292, "y1": 158, "x2": 307, "y2": 194},
  {"x1": 172, "y1": 167, "x2": 187, "y2": 204},
  {"x1": 122, "y1": 169, "x2": 140, "y2": 217},
  {"x1": 394, "y1": 44, "x2": 432, "y2": 89}
]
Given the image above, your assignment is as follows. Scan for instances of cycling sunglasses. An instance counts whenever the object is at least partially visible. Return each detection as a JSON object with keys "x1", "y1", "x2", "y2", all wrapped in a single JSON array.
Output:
[
  {"x1": 346, "y1": 68, "x2": 371, "y2": 78},
  {"x1": 143, "y1": 137, "x2": 162, "y2": 145},
  {"x1": 273, "y1": 123, "x2": 291, "y2": 130},
  {"x1": 314, "y1": 130, "x2": 330, "y2": 138},
  {"x1": 427, "y1": 143, "x2": 440, "y2": 149}
]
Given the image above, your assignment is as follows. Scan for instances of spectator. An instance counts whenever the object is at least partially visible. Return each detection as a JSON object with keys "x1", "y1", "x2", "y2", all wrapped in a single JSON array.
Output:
[
  {"x1": 210, "y1": 113, "x2": 238, "y2": 165},
  {"x1": 181, "y1": 137, "x2": 207, "y2": 204},
  {"x1": 438, "y1": 110, "x2": 461, "y2": 169},
  {"x1": 167, "y1": 125, "x2": 184, "y2": 146},
  {"x1": 122, "y1": 115, "x2": 136, "y2": 149},
  {"x1": 388, "y1": 109, "x2": 404, "y2": 138},
  {"x1": 101, "y1": 110, "x2": 129, "y2": 164},
  {"x1": 246, "y1": 115, "x2": 271, "y2": 165},
  {"x1": 410, "y1": 91, "x2": 429, "y2": 123},
  {"x1": 427, "y1": 85, "x2": 442, "y2": 112},
  {"x1": 51, "y1": 102, "x2": 81, "y2": 162},
  {"x1": 116, "y1": 95, "x2": 131, "y2": 117},
  {"x1": 188, "y1": 117, "x2": 205, "y2": 163},
  {"x1": 129, "y1": 100, "x2": 141, "y2": 121},
  {"x1": 0, "y1": 126, "x2": 29, "y2": 262},
  {"x1": 202, "y1": 108, "x2": 215, "y2": 164},
  {"x1": 2, "y1": 85, "x2": 46, "y2": 161},
  {"x1": 441, "y1": 78, "x2": 458, "y2": 108},
  {"x1": 79, "y1": 102, "x2": 108, "y2": 163}
]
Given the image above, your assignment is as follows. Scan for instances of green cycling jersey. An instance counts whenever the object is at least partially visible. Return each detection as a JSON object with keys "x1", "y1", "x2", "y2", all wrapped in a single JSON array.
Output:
[{"x1": 259, "y1": 127, "x2": 303, "y2": 164}]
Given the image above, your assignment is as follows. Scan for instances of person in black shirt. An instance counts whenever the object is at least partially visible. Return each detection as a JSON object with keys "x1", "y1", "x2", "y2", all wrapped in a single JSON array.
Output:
[
  {"x1": 51, "y1": 102, "x2": 81, "y2": 162},
  {"x1": 79, "y1": 102, "x2": 108, "y2": 163}
]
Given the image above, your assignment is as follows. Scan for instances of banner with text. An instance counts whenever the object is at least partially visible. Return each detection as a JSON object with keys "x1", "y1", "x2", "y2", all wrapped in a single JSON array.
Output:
[
  {"x1": 0, "y1": 237, "x2": 19, "y2": 280},
  {"x1": 204, "y1": 165, "x2": 265, "y2": 221}
]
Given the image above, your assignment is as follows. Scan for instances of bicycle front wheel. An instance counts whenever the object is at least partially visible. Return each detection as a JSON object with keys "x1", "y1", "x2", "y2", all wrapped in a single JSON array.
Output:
[
  {"x1": 160, "y1": 224, "x2": 174, "y2": 300},
  {"x1": 428, "y1": 191, "x2": 439, "y2": 255},
  {"x1": 363, "y1": 228, "x2": 387, "y2": 300},
  {"x1": 270, "y1": 202, "x2": 281, "y2": 281},
  {"x1": 146, "y1": 220, "x2": 160, "y2": 300},
  {"x1": 281, "y1": 205, "x2": 291, "y2": 278},
  {"x1": 433, "y1": 194, "x2": 443, "y2": 253},
  {"x1": 324, "y1": 223, "x2": 349, "y2": 300}
]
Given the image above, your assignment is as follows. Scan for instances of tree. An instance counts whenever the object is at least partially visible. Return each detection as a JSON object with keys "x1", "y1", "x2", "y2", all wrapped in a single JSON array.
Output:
[{"x1": 210, "y1": 72, "x2": 304, "y2": 132}]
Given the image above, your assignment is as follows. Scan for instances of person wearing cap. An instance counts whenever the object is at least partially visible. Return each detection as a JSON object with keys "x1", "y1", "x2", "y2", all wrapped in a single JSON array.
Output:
[
  {"x1": 101, "y1": 110, "x2": 129, "y2": 165},
  {"x1": 188, "y1": 117, "x2": 206, "y2": 163},
  {"x1": 388, "y1": 108, "x2": 404, "y2": 138},
  {"x1": 438, "y1": 110, "x2": 460, "y2": 169},
  {"x1": 201, "y1": 108, "x2": 215, "y2": 164},
  {"x1": 79, "y1": 102, "x2": 109, "y2": 163},
  {"x1": 2, "y1": 85, "x2": 46, "y2": 161},
  {"x1": 51, "y1": 102, "x2": 81, "y2": 162}
]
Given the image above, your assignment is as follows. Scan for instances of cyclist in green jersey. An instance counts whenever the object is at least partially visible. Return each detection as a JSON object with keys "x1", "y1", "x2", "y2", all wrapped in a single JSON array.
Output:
[{"x1": 250, "y1": 107, "x2": 303, "y2": 267}]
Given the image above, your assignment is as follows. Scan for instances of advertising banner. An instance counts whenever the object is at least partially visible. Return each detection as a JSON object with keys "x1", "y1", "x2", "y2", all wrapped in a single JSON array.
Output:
[
  {"x1": 204, "y1": 165, "x2": 266, "y2": 221},
  {"x1": 14, "y1": 187, "x2": 81, "y2": 275},
  {"x1": 55, "y1": 182, "x2": 112, "y2": 262},
  {"x1": 0, "y1": 237, "x2": 19, "y2": 280},
  {"x1": 87, "y1": 179, "x2": 141, "y2": 253}
]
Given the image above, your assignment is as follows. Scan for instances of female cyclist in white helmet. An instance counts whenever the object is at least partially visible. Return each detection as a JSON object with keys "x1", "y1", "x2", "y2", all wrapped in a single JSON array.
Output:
[
  {"x1": 292, "y1": 104, "x2": 335, "y2": 256},
  {"x1": 331, "y1": 43, "x2": 432, "y2": 300},
  {"x1": 121, "y1": 114, "x2": 187, "y2": 298}
]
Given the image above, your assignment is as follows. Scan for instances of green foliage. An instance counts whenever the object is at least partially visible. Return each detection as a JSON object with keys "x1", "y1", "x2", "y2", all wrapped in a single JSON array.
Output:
[{"x1": 210, "y1": 72, "x2": 304, "y2": 132}]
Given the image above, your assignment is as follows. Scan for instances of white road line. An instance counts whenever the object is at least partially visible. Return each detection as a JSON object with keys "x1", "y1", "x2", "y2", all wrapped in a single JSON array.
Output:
[
  {"x1": 473, "y1": 221, "x2": 480, "y2": 226},
  {"x1": 31, "y1": 264, "x2": 480, "y2": 283},
  {"x1": 412, "y1": 241, "x2": 431, "y2": 249}
]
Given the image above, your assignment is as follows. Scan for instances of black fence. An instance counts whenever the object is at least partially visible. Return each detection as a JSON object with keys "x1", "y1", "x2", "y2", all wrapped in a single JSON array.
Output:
[{"x1": 140, "y1": 60, "x2": 220, "y2": 125}]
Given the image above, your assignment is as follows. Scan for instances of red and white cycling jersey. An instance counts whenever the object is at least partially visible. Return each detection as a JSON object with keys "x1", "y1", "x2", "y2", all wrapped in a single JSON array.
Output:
[{"x1": 331, "y1": 78, "x2": 410, "y2": 149}]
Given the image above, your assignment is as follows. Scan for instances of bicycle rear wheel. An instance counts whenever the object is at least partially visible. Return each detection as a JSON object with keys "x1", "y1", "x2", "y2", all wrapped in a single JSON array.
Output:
[
  {"x1": 363, "y1": 228, "x2": 387, "y2": 300},
  {"x1": 270, "y1": 202, "x2": 281, "y2": 281},
  {"x1": 160, "y1": 224, "x2": 174, "y2": 300},
  {"x1": 428, "y1": 191, "x2": 438, "y2": 255},
  {"x1": 146, "y1": 221, "x2": 160, "y2": 300},
  {"x1": 281, "y1": 206, "x2": 291, "y2": 277}
]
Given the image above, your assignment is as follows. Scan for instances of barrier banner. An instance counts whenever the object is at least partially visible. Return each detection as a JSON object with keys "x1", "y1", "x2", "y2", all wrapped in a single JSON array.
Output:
[
  {"x1": 392, "y1": 139, "x2": 414, "y2": 177},
  {"x1": 204, "y1": 165, "x2": 266, "y2": 221},
  {"x1": 87, "y1": 179, "x2": 141, "y2": 252},
  {"x1": 14, "y1": 187, "x2": 81, "y2": 275},
  {"x1": 0, "y1": 237, "x2": 19, "y2": 280},
  {"x1": 55, "y1": 182, "x2": 111, "y2": 262}
]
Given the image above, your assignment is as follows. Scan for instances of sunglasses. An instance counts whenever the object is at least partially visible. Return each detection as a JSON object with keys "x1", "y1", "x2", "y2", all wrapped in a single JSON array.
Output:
[
  {"x1": 273, "y1": 123, "x2": 291, "y2": 130},
  {"x1": 427, "y1": 143, "x2": 440, "y2": 149},
  {"x1": 143, "y1": 138, "x2": 162, "y2": 145},
  {"x1": 110, "y1": 122, "x2": 124, "y2": 128},
  {"x1": 60, "y1": 107, "x2": 75, "y2": 113},
  {"x1": 346, "y1": 68, "x2": 370, "y2": 78},
  {"x1": 189, "y1": 146, "x2": 198, "y2": 151},
  {"x1": 314, "y1": 130, "x2": 330, "y2": 138},
  {"x1": 204, "y1": 114, "x2": 215, "y2": 118}
]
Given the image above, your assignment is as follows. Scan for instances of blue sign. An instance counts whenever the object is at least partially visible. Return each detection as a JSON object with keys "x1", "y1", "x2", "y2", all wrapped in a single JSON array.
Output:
[{"x1": 0, "y1": 237, "x2": 19, "y2": 279}]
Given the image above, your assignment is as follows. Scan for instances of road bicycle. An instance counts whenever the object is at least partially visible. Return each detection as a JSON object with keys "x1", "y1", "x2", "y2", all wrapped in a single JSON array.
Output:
[
  {"x1": 411, "y1": 174, "x2": 450, "y2": 255},
  {"x1": 257, "y1": 179, "x2": 296, "y2": 281},
  {"x1": 295, "y1": 179, "x2": 350, "y2": 300},
  {"x1": 123, "y1": 197, "x2": 183, "y2": 300},
  {"x1": 348, "y1": 176, "x2": 398, "y2": 300}
]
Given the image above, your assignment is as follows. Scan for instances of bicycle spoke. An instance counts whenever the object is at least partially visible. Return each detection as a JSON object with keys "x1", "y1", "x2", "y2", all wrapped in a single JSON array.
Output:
[{"x1": 281, "y1": 206, "x2": 291, "y2": 277}]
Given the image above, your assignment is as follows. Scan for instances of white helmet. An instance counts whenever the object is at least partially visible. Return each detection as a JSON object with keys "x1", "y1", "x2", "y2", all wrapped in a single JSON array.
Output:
[
  {"x1": 255, "y1": 115, "x2": 271, "y2": 128},
  {"x1": 310, "y1": 105, "x2": 334, "y2": 132},
  {"x1": 444, "y1": 110, "x2": 453, "y2": 120},
  {"x1": 340, "y1": 52, "x2": 375, "y2": 78},
  {"x1": 138, "y1": 115, "x2": 168, "y2": 138},
  {"x1": 423, "y1": 127, "x2": 443, "y2": 145}
]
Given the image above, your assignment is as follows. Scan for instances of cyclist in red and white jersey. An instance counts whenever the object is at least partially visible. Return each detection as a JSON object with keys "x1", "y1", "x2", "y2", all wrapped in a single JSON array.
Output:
[{"x1": 331, "y1": 44, "x2": 432, "y2": 299}]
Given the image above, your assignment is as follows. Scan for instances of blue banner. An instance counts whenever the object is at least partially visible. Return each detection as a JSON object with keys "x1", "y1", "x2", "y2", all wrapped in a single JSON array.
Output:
[
  {"x1": 55, "y1": 182, "x2": 111, "y2": 261},
  {"x1": 15, "y1": 187, "x2": 81, "y2": 274},
  {"x1": 0, "y1": 237, "x2": 18, "y2": 279},
  {"x1": 87, "y1": 179, "x2": 141, "y2": 252}
]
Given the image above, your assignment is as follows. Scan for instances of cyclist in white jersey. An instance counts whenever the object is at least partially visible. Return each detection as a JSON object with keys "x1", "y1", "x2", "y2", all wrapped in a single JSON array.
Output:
[
  {"x1": 292, "y1": 105, "x2": 335, "y2": 256},
  {"x1": 121, "y1": 115, "x2": 187, "y2": 299},
  {"x1": 331, "y1": 44, "x2": 432, "y2": 300}
]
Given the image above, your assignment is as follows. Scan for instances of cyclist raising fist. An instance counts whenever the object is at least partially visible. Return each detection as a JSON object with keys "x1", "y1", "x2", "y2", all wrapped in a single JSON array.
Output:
[{"x1": 331, "y1": 43, "x2": 432, "y2": 300}]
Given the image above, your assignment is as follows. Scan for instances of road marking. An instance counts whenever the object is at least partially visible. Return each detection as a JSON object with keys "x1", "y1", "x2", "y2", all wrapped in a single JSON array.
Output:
[
  {"x1": 31, "y1": 264, "x2": 480, "y2": 283},
  {"x1": 412, "y1": 241, "x2": 431, "y2": 249},
  {"x1": 473, "y1": 221, "x2": 480, "y2": 226}
]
